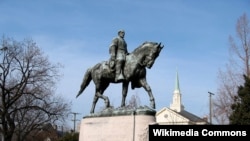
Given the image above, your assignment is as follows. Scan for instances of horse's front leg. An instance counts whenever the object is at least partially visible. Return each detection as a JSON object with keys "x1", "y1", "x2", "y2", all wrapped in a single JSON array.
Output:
[
  {"x1": 140, "y1": 79, "x2": 155, "y2": 109},
  {"x1": 121, "y1": 82, "x2": 129, "y2": 107}
]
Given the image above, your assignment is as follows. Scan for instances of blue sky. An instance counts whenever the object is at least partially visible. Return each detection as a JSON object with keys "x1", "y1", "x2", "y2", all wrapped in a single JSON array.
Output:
[{"x1": 1, "y1": 0, "x2": 250, "y2": 128}]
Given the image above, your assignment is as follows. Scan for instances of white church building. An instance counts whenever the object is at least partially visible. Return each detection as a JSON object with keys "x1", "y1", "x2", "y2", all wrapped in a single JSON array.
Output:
[{"x1": 156, "y1": 72, "x2": 209, "y2": 125}]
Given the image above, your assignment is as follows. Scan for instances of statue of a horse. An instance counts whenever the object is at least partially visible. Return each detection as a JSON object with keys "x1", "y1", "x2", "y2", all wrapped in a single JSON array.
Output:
[{"x1": 76, "y1": 41, "x2": 163, "y2": 113}]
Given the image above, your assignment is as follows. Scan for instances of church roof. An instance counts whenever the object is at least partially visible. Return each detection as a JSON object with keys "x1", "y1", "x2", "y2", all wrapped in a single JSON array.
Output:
[
  {"x1": 156, "y1": 107, "x2": 208, "y2": 124},
  {"x1": 176, "y1": 109, "x2": 207, "y2": 123}
]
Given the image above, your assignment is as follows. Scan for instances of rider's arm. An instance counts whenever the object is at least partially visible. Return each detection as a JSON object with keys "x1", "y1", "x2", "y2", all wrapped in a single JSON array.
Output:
[{"x1": 109, "y1": 38, "x2": 118, "y2": 60}]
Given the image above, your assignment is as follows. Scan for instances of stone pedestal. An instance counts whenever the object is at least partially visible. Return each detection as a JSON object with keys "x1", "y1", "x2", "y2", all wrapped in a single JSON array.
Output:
[{"x1": 78, "y1": 106, "x2": 156, "y2": 141}]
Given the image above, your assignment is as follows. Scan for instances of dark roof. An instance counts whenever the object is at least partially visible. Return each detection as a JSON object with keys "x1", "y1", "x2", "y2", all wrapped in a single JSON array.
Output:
[{"x1": 170, "y1": 108, "x2": 208, "y2": 123}]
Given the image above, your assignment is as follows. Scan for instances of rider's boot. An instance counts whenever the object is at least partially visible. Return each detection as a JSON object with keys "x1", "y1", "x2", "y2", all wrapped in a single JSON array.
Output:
[{"x1": 115, "y1": 61, "x2": 124, "y2": 82}]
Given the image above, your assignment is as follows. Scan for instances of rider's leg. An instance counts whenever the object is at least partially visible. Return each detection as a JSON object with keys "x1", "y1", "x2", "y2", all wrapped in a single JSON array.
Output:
[{"x1": 115, "y1": 59, "x2": 125, "y2": 82}]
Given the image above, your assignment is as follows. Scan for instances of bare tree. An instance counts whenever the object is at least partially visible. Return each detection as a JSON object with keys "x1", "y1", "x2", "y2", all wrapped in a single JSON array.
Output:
[
  {"x1": 0, "y1": 36, "x2": 71, "y2": 141},
  {"x1": 126, "y1": 93, "x2": 141, "y2": 109},
  {"x1": 214, "y1": 13, "x2": 250, "y2": 124}
]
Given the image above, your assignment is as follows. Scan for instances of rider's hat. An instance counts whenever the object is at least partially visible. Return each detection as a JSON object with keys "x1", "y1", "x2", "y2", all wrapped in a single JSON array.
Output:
[{"x1": 118, "y1": 29, "x2": 125, "y2": 34}]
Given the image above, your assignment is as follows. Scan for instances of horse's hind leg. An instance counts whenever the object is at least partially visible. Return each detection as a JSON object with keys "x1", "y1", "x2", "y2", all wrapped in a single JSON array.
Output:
[
  {"x1": 90, "y1": 92, "x2": 110, "y2": 113},
  {"x1": 90, "y1": 95, "x2": 99, "y2": 113},
  {"x1": 96, "y1": 84, "x2": 110, "y2": 109},
  {"x1": 97, "y1": 92, "x2": 110, "y2": 108}
]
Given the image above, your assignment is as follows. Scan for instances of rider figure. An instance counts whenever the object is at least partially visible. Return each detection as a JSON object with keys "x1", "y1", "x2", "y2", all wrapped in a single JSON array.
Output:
[{"x1": 109, "y1": 30, "x2": 128, "y2": 82}]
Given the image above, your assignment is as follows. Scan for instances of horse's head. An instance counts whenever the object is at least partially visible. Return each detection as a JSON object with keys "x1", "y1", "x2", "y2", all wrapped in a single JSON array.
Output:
[{"x1": 137, "y1": 42, "x2": 164, "y2": 69}]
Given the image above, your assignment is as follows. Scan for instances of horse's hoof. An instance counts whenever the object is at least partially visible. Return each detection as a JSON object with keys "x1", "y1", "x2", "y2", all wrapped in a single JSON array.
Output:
[{"x1": 151, "y1": 103, "x2": 155, "y2": 109}]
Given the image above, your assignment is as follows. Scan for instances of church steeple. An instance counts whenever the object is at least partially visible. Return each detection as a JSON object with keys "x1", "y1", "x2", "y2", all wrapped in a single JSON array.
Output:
[
  {"x1": 174, "y1": 71, "x2": 180, "y2": 93},
  {"x1": 170, "y1": 71, "x2": 184, "y2": 112}
]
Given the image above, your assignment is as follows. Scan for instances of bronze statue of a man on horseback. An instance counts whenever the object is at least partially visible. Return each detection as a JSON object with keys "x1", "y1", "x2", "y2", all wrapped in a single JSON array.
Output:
[{"x1": 76, "y1": 30, "x2": 164, "y2": 113}]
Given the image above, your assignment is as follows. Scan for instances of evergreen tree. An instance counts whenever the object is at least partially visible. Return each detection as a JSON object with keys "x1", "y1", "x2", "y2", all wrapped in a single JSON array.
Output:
[{"x1": 229, "y1": 75, "x2": 250, "y2": 124}]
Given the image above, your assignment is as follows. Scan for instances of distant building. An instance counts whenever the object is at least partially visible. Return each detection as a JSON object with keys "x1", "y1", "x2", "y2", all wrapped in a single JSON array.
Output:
[
  {"x1": 12, "y1": 123, "x2": 67, "y2": 141},
  {"x1": 156, "y1": 72, "x2": 209, "y2": 125},
  {"x1": 24, "y1": 123, "x2": 59, "y2": 141}
]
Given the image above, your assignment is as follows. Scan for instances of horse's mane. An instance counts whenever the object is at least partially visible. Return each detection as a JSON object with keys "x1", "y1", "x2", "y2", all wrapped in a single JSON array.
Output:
[{"x1": 132, "y1": 41, "x2": 158, "y2": 54}]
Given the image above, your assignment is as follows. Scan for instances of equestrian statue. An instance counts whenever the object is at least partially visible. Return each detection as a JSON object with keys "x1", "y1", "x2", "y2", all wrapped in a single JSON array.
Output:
[{"x1": 76, "y1": 31, "x2": 163, "y2": 114}]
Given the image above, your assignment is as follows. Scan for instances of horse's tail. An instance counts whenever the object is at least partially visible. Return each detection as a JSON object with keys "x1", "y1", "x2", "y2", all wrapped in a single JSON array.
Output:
[{"x1": 76, "y1": 67, "x2": 92, "y2": 98}]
